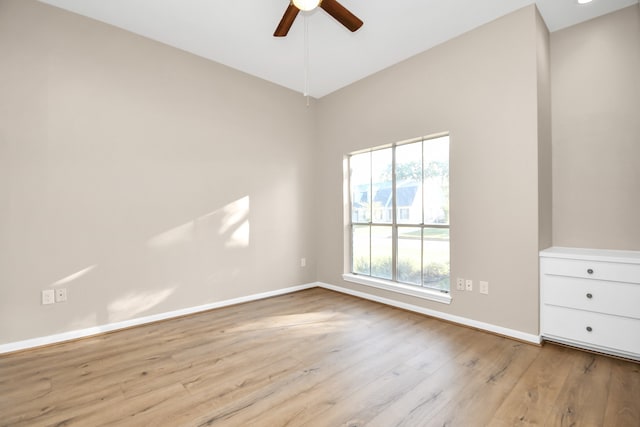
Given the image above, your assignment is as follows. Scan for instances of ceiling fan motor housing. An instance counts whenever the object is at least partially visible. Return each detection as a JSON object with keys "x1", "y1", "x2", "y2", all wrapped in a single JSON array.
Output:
[{"x1": 274, "y1": 0, "x2": 363, "y2": 37}]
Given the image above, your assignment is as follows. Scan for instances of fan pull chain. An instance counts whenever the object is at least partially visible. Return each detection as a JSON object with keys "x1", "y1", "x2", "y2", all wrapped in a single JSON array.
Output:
[{"x1": 304, "y1": 14, "x2": 310, "y2": 106}]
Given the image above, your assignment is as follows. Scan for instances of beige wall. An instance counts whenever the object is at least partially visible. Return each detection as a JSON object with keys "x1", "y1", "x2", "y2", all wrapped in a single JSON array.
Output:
[
  {"x1": 551, "y1": 5, "x2": 640, "y2": 250},
  {"x1": 0, "y1": 0, "x2": 317, "y2": 344},
  {"x1": 3, "y1": 0, "x2": 633, "y2": 347},
  {"x1": 537, "y1": 9, "x2": 553, "y2": 252},
  {"x1": 316, "y1": 5, "x2": 549, "y2": 335}
]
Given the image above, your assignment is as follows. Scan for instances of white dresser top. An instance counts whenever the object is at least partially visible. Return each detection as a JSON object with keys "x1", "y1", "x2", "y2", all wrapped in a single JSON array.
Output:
[{"x1": 540, "y1": 247, "x2": 640, "y2": 264}]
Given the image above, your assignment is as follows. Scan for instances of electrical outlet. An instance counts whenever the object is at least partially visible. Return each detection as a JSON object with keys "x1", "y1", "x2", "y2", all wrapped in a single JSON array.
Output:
[
  {"x1": 456, "y1": 278, "x2": 465, "y2": 290},
  {"x1": 55, "y1": 288, "x2": 67, "y2": 302},
  {"x1": 480, "y1": 281, "x2": 489, "y2": 295},
  {"x1": 42, "y1": 289, "x2": 55, "y2": 305},
  {"x1": 300, "y1": 258, "x2": 306, "y2": 267},
  {"x1": 465, "y1": 279, "x2": 473, "y2": 291}
]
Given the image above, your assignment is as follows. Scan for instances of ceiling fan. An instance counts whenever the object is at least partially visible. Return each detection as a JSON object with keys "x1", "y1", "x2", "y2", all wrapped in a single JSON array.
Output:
[{"x1": 274, "y1": 0, "x2": 363, "y2": 37}]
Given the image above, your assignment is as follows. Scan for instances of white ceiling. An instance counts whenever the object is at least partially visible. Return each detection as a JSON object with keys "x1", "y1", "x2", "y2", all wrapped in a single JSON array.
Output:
[{"x1": 39, "y1": 0, "x2": 638, "y2": 98}]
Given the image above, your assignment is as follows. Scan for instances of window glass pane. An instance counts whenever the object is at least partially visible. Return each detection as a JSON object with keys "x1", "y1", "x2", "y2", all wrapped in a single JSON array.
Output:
[
  {"x1": 396, "y1": 142, "x2": 423, "y2": 224},
  {"x1": 348, "y1": 135, "x2": 450, "y2": 293},
  {"x1": 371, "y1": 148, "x2": 393, "y2": 224},
  {"x1": 371, "y1": 225, "x2": 392, "y2": 279},
  {"x1": 350, "y1": 152, "x2": 371, "y2": 223},
  {"x1": 397, "y1": 227, "x2": 421, "y2": 285},
  {"x1": 352, "y1": 225, "x2": 370, "y2": 275},
  {"x1": 423, "y1": 227, "x2": 450, "y2": 291},
  {"x1": 423, "y1": 136, "x2": 450, "y2": 225}
]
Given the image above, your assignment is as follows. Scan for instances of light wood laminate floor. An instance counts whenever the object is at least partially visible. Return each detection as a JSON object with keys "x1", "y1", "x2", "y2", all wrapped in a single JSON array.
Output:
[{"x1": 1, "y1": 288, "x2": 638, "y2": 426}]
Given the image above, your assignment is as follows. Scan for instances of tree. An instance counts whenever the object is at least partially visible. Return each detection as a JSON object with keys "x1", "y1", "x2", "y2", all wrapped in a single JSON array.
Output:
[
  {"x1": 380, "y1": 160, "x2": 449, "y2": 182},
  {"x1": 424, "y1": 160, "x2": 449, "y2": 179}
]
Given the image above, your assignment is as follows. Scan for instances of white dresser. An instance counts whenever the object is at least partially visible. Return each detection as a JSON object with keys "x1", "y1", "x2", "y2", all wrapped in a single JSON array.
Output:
[{"x1": 540, "y1": 247, "x2": 640, "y2": 361}]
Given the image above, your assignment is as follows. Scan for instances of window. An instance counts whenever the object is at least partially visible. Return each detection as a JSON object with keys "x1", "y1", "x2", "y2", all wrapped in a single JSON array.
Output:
[{"x1": 346, "y1": 134, "x2": 450, "y2": 301}]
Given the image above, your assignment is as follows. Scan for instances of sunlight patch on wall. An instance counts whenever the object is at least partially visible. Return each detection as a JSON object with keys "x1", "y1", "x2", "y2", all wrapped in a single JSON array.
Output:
[
  {"x1": 147, "y1": 222, "x2": 194, "y2": 248},
  {"x1": 227, "y1": 219, "x2": 249, "y2": 248},
  {"x1": 147, "y1": 196, "x2": 250, "y2": 250},
  {"x1": 51, "y1": 265, "x2": 97, "y2": 287},
  {"x1": 108, "y1": 288, "x2": 175, "y2": 322},
  {"x1": 215, "y1": 195, "x2": 250, "y2": 248},
  {"x1": 68, "y1": 313, "x2": 98, "y2": 331},
  {"x1": 218, "y1": 196, "x2": 249, "y2": 232}
]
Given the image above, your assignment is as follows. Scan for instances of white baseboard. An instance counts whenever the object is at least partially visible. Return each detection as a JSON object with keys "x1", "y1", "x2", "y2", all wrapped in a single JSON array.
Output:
[
  {"x1": 317, "y1": 282, "x2": 541, "y2": 345},
  {"x1": 0, "y1": 283, "x2": 316, "y2": 355},
  {"x1": 1, "y1": 281, "x2": 540, "y2": 354}
]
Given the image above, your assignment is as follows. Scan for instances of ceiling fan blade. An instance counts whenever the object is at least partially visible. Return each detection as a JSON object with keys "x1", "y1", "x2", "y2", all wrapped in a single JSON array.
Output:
[
  {"x1": 320, "y1": 0, "x2": 363, "y2": 32},
  {"x1": 274, "y1": 4, "x2": 300, "y2": 37}
]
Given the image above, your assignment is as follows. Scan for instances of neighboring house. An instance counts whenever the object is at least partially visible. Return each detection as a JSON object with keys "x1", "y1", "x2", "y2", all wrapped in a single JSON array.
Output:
[{"x1": 352, "y1": 180, "x2": 446, "y2": 224}]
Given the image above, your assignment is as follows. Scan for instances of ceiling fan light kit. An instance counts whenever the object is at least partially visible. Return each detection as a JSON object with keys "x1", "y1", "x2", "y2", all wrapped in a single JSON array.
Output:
[
  {"x1": 274, "y1": 0, "x2": 363, "y2": 37},
  {"x1": 292, "y1": 0, "x2": 322, "y2": 12}
]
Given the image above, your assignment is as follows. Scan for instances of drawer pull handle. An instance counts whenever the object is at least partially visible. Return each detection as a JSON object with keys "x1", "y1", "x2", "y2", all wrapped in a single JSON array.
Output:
[
  {"x1": 586, "y1": 293, "x2": 593, "y2": 299},
  {"x1": 586, "y1": 326, "x2": 593, "y2": 332},
  {"x1": 587, "y1": 268, "x2": 594, "y2": 275}
]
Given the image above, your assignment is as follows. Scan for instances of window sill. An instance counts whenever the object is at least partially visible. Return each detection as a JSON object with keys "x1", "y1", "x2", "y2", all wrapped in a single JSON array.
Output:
[{"x1": 342, "y1": 274, "x2": 452, "y2": 305}]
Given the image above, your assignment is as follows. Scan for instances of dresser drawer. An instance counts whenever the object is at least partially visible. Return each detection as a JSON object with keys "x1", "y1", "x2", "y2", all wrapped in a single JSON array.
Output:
[
  {"x1": 541, "y1": 257, "x2": 640, "y2": 284},
  {"x1": 542, "y1": 305, "x2": 640, "y2": 356},
  {"x1": 542, "y1": 275, "x2": 640, "y2": 319}
]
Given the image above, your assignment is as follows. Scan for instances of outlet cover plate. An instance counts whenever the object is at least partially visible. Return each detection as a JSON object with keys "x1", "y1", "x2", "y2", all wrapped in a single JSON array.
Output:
[
  {"x1": 480, "y1": 281, "x2": 489, "y2": 295},
  {"x1": 42, "y1": 289, "x2": 55, "y2": 305},
  {"x1": 55, "y1": 288, "x2": 67, "y2": 302}
]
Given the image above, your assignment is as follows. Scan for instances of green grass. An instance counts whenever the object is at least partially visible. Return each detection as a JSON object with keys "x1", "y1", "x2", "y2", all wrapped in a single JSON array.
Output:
[
  {"x1": 401, "y1": 228, "x2": 449, "y2": 240},
  {"x1": 352, "y1": 225, "x2": 450, "y2": 291}
]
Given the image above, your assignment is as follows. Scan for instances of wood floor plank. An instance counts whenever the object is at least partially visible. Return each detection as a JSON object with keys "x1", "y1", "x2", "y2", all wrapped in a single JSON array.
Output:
[
  {"x1": 1, "y1": 383, "x2": 125, "y2": 427},
  {"x1": 426, "y1": 340, "x2": 540, "y2": 427},
  {"x1": 602, "y1": 357, "x2": 640, "y2": 427},
  {"x1": 366, "y1": 332, "x2": 518, "y2": 427},
  {"x1": 489, "y1": 343, "x2": 575, "y2": 426},
  {"x1": 543, "y1": 350, "x2": 615, "y2": 427},
  {"x1": 183, "y1": 307, "x2": 437, "y2": 426},
  {"x1": 241, "y1": 317, "x2": 455, "y2": 426},
  {"x1": 1, "y1": 288, "x2": 639, "y2": 427}
]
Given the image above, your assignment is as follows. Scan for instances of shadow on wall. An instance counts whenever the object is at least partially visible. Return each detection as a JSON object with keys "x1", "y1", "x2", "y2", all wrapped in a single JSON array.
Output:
[{"x1": 46, "y1": 196, "x2": 251, "y2": 330}]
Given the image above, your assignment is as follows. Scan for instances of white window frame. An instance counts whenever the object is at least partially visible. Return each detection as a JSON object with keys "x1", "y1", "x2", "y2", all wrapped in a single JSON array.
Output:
[{"x1": 344, "y1": 133, "x2": 451, "y2": 305}]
